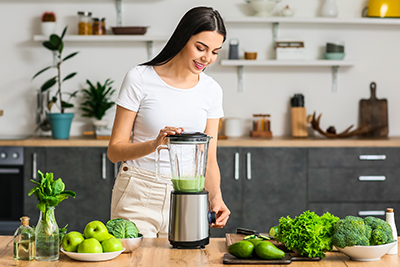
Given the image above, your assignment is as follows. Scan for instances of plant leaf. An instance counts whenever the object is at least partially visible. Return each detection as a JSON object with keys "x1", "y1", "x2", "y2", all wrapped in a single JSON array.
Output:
[
  {"x1": 62, "y1": 72, "x2": 77, "y2": 82},
  {"x1": 52, "y1": 178, "x2": 65, "y2": 196},
  {"x1": 49, "y1": 34, "x2": 61, "y2": 48},
  {"x1": 60, "y1": 26, "x2": 68, "y2": 40},
  {"x1": 58, "y1": 42, "x2": 64, "y2": 54},
  {"x1": 61, "y1": 101, "x2": 74, "y2": 108},
  {"x1": 43, "y1": 41, "x2": 58, "y2": 51},
  {"x1": 62, "y1": 52, "x2": 79, "y2": 62},
  {"x1": 40, "y1": 77, "x2": 57, "y2": 92},
  {"x1": 36, "y1": 203, "x2": 46, "y2": 214},
  {"x1": 32, "y1": 66, "x2": 52, "y2": 80},
  {"x1": 60, "y1": 190, "x2": 76, "y2": 198},
  {"x1": 28, "y1": 186, "x2": 40, "y2": 196}
]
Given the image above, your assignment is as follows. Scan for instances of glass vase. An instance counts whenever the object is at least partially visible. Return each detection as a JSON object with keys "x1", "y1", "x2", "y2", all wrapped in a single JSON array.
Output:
[{"x1": 35, "y1": 206, "x2": 59, "y2": 261}]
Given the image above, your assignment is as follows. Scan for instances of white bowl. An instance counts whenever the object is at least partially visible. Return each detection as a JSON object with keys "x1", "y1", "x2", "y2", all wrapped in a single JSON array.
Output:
[
  {"x1": 119, "y1": 234, "x2": 143, "y2": 253},
  {"x1": 60, "y1": 247, "x2": 125, "y2": 261},
  {"x1": 335, "y1": 241, "x2": 397, "y2": 261},
  {"x1": 246, "y1": 0, "x2": 281, "y2": 17}
]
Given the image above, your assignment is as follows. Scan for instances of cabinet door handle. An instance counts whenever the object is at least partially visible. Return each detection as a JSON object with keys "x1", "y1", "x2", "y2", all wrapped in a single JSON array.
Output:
[
  {"x1": 246, "y1": 153, "x2": 251, "y2": 180},
  {"x1": 358, "y1": 210, "x2": 385, "y2": 216},
  {"x1": 102, "y1": 153, "x2": 107, "y2": 179},
  {"x1": 359, "y1": 155, "x2": 386, "y2": 161},
  {"x1": 32, "y1": 153, "x2": 37, "y2": 180},
  {"x1": 358, "y1": 176, "x2": 386, "y2": 181},
  {"x1": 234, "y1": 152, "x2": 239, "y2": 180}
]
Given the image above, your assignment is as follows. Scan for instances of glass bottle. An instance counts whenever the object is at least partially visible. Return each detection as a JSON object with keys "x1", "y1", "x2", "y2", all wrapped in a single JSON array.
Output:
[
  {"x1": 35, "y1": 206, "x2": 59, "y2": 261},
  {"x1": 78, "y1": 11, "x2": 92, "y2": 35},
  {"x1": 13, "y1": 216, "x2": 35, "y2": 261},
  {"x1": 386, "y1": 208, "x2": 398, "y2": 255}
]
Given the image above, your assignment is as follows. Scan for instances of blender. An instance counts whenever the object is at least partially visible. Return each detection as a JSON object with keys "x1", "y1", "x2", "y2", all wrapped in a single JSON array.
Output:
[{"x1": 155, "y1": 132, "x2": 216, "y2": 248}]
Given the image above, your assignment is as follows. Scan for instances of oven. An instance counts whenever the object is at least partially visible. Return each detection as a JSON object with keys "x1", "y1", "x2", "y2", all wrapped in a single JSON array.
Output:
[{"x1": 0, "y1": 146, "x2": 24, "y2": 235}]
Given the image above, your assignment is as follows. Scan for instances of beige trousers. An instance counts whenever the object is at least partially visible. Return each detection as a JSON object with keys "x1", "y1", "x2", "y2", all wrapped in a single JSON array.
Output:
[{"x1": 110, "y1": 163, "x2": 172, "y2": 238}]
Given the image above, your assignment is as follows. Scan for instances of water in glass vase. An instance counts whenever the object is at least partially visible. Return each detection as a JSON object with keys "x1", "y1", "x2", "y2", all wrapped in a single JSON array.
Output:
[{"x1": 35, "y1": 207, "x2": 59, "y2": 261}]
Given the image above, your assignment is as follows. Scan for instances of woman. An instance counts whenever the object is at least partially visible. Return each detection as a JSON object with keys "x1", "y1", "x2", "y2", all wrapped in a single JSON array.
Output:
[{"x1": 107, "y1": 6, "x2": 230, "y2": 238}]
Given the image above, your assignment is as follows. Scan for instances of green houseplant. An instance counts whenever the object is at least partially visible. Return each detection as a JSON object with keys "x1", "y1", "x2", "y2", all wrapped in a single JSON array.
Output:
[
  {"x1": 32, "y1": 26, "x2": 79, "y2": 139},
  {"x1": 80, "y1": 79, "x2": 116, "y2": 127}
]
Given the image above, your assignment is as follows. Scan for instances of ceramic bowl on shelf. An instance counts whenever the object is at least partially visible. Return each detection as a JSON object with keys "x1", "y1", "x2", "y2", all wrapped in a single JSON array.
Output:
[
  {"x1": 335, "y1": 241, "x2": 397, "y2": 261},
  {"x1": 119, "y1": 234, "x2": 143, "y2": 253},
  {"x1": 246, "y1": 0, "x2": 282, "y2": 17},
  {"x1": 111, "y1": 26, "x2": 148, "y2": 35},
  {"x1": 244, "y1": 52, "x2": 258, "y2": 60},
  {"x1": 323, "y1": 52, "x2": 345, "y2": 60}
]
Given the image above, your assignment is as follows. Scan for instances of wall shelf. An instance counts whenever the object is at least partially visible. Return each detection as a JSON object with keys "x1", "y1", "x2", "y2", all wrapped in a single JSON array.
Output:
[
  {"x1": 33, "y1": 35, "x2": 168, "y2": 59},
  {"x1": 220, "y1": 60, "x2": 355, "y2": 93}
]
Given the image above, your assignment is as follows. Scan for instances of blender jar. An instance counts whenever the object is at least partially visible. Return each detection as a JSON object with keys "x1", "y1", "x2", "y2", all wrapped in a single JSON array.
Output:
[{"x1": 155, "y1": 132, "x2": 212, "y2": 193}]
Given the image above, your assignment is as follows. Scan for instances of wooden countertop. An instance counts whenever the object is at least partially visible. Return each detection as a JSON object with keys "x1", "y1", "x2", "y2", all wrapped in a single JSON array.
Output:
[
  {"x1": 1, "y1": 236, "x2": 400, "y2": 266},
  {"x1": 1, "y1": 136, "x2": 400, "y2": 147}
]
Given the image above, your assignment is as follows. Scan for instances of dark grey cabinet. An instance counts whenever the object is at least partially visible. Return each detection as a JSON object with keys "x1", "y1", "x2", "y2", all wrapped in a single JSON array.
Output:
[
  {"x1": 211, "y1": 147, "x2": 307, "y2": 237},
  {"x1": 307, "y1": 147, "x2": 400, "y2": 223},
  {"x1": 24, "y1": 147, "x2": 115, "y2": 232}
]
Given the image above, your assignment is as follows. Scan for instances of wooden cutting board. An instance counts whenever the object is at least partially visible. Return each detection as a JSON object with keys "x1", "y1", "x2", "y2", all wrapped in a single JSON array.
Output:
[
  {"x1": 224, "y1": 233, "x2": 321, "y2": 264},
  {"x1": 359, "y1": 82, "x2": 388, "y2": 137}
]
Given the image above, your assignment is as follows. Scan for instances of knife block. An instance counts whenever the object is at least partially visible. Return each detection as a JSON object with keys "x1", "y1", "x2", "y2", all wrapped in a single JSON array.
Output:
[{"x1": 291, "y1": 107, "x2": 308, "y2": 137}]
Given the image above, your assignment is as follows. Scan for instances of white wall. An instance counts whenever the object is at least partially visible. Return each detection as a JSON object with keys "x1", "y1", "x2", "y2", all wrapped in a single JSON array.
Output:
[{"x1": 1, "y1": 0, "x2": 399, "y2": 137}]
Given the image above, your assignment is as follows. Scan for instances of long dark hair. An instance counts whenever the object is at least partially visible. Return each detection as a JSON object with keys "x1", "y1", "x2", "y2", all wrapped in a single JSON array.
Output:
[{"x1": 141, "y1": 6, "x2": 226, "y2": 66}]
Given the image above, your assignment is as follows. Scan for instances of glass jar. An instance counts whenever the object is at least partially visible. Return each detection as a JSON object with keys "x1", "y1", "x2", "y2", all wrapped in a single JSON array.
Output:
[
  {"x1": 78, "y1": 11, "x2": 92, "y2": 35},
  {"x1": 93, "y1": 18, "x2": 105, "y2": 35},
  {"x1": 252, "y1": 114, "x2": 270, "y2": 132},
  {"x1": 101, "y1": 18, "x2": 106, "y2": 34},
  {"x1": 35, "y1": 206, "x2": 59, "y2": 261},
  {"x1": 13, "y1": 216, "x2": 35, "y2": 261}
]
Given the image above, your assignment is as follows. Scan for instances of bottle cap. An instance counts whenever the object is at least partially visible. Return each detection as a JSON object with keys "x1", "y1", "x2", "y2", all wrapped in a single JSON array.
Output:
[
  {"x1": 387, "y1": 208, "x2": 394, "y2": 213},
  {"x1": 20, "y1": 216, "x2": 30, "y2": 226}
]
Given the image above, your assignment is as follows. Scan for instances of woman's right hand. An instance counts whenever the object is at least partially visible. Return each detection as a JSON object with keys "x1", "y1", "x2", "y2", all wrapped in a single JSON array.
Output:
[{"x1": 154, "y1": 126, "x2": 184, "y2": 148}]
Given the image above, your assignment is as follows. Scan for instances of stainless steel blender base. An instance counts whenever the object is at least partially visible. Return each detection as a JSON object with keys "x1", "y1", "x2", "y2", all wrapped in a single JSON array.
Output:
[{"x1": 170, "y1": 237, "x2": 209, "y2": 249}]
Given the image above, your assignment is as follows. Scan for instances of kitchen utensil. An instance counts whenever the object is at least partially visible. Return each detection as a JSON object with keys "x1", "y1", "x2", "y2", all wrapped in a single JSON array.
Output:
[
  {"x1": 323, "y1": 52, "x2": 345, "y2": 60},
  {"x1": 228, "y1": 39, "x2": 239, "y2": 60},
  {"x1": 246, "y1": 0, "x2": 282, "y2": 17},
  {"x1": 120, "y1": 234, "x2": 143, "y2": 253},
  {"x1": 366, "y1": 0, "x2": 400, "y2": 18},
  {"x1": 60, "y1": 248, "x2": 125, "y2": 262},
  {"x1": 291, "y1": 107, "x2": 308, "y2": 137},
  {"x1": 225, "y1": 233, "x2": 322, "y2": 261},
  {"x1": 359, "y1": 82, "x2": 388, "y2": 137},
  {"x1": 236, "y1": 227, "x2": 270, "y2": 239},
  {"x1": 155, "y1": 132, "x2": 216, "y2": 248},
  {"x1": 111, "y1": 26, "x2": 148, "y2": 35},
  {"x1": 335, "y1": 241, "x2": 397, "y2": 261}
]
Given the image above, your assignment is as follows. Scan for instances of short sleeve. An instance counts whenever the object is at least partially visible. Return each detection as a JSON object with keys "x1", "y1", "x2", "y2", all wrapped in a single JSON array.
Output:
[
  {"x1": 207, "y1": 82, "x2": 224, "y2": 119},
  {"x1": 115, "y1": 67, "x2": 144, "y2": 112}
]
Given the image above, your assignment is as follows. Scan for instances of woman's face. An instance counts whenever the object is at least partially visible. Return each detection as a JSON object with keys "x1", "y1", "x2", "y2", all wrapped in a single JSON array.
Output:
[{"x1": 179, "y1": 31, "x2": 224, "y2": 74}]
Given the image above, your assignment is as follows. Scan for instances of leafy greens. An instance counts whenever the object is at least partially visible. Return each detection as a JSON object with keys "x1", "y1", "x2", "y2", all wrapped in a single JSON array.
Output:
[
  {"x1": 276, "y1": 210, "x2": 340, "y2": 258},
  {"x1": 106, "y1": 218, "x2": 139, "y2": 239}
]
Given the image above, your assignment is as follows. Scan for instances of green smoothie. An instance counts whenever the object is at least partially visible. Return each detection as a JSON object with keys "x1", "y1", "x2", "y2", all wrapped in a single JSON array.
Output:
[{"x1": 172, "y1": 176, "x2": 205, "y2": 193}]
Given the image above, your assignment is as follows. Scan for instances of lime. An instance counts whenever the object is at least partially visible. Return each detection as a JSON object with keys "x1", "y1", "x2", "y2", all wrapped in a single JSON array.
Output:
[
  {"x1": 269, "y1": 226, "x2": 279, "y2": 238},
  {"x1": 228, "y1": 241, "x2": 254, "y2": 259},
  {"x1": 255, "y1": 241, "x2": 285, "y2": 260}
]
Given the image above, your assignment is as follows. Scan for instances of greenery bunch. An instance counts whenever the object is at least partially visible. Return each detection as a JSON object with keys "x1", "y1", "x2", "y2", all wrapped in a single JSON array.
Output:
[{"x1": 32, "y1": 26, "x2": 79, "y2": 113}]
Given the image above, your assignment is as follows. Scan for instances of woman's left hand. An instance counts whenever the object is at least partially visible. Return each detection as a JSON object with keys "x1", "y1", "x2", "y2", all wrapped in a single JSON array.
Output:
[{"x1": 210, "y1": 197, "x2": 230, "y2": 228}]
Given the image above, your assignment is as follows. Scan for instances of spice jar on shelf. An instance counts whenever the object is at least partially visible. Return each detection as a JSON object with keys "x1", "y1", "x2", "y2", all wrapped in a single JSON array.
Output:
[
  {"x1": 251, "y1": 114, "x2": 272, "y2": 138},
  {"x1": 101, "y1": 18, "x2": 106, "y2": 34},
  {"x1": 92, "y1": 18, "x2": 106, "y2": 35},
  {"x1": 78, "y1": 11, "x2": 92, "y2": 35}
]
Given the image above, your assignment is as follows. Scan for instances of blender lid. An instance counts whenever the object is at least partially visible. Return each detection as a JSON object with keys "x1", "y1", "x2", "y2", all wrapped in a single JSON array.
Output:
[{"x1": 167, "y1": 132, "x2": 211, "y2": 143}]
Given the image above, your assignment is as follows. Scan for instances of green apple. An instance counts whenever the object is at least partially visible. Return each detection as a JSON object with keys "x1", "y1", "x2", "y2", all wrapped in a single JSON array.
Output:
[
  {"x1": 101, "y1": 237, "x2": 123, "y2": 252},
  {"x1": 84, "y1": 221, "x2": 109, "y2": 242},
  {"x1": 105, "y1": 233, "x2": 114, "y2": 240},
  {"x1": 62, "y1": 231, "x2": 85, "y2": 252},
  {"x1": 77, "y1": 238, "x2": 103, "y2": 253}
]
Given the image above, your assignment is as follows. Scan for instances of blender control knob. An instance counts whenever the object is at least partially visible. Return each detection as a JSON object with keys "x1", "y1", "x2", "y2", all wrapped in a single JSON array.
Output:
[{"x1": 209, "y1": 211, "x2": 217, "y2": 224}]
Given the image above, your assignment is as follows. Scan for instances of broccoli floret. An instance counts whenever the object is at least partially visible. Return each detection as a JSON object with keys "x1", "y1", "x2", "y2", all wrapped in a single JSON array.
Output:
[
  {"x1": 364, "y1": 216, "x2": 394, "y2": 245},
  {"x1": 332, "y1": 216, "x2": 370, "y2": 248},
  {"x1": 332, "y1": 215, "x2": 394, "y2": 248}
]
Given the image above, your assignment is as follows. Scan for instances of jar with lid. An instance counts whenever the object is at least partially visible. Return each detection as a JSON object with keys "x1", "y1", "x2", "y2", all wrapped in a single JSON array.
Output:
[
  {"x1": 78, "y1": 11, "x2": 92, "y2": 35},
  {"x1": 13, "y1": 216, "x2": 35, "y2": 261},
  {"x1": 93, "y1": 18, "x2": 106, "y2": 35}
]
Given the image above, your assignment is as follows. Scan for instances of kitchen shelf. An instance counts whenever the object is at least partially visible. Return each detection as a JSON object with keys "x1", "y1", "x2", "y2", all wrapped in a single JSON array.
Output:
[
  {"x1": 33, "y1": 35, "x2": 168, "y2": 59},
  {"x1": 221, "y1": 60, "x2": 355, "y2": 93},
  {"x1": 224, "y1": 16, "x2": 400, "y2": 25}
]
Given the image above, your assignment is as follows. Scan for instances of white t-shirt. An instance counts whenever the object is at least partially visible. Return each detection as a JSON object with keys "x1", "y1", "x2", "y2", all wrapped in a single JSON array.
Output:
[{"x1": 116, "y1": 65, "x2": 224, "y2": 174}]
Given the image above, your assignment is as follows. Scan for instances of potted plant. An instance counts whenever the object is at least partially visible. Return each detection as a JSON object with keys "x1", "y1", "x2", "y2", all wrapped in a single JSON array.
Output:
[
  {"x1": 80, "y1": 79, "x2": 116, "y2": 128},
  {"x1": 41, "y1": 12, "x2": 57, "y2": 37},
  {"x1": 32, "y1": 26, "x2": 79, "y2": 139}
]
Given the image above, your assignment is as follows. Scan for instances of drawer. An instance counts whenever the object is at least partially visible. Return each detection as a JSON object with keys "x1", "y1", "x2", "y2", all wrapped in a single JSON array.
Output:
[
  {"x1": 308, "y1": 168, "x2": 400, "y2": 202},
  {"x1": 308, "y1": 148, "x2": 400, "y2": 168},
  {"x1": 308, "y1": 202, "x2": 400, "y2": 222}
]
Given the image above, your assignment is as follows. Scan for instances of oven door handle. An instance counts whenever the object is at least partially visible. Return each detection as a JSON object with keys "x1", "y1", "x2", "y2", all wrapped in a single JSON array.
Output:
[{"x1": 0, "y1": 168, "x2": 20, "y2": 174}]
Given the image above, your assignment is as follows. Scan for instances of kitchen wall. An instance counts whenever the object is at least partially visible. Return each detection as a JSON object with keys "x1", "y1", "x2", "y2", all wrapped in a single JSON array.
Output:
[{"x1": 1, "y1": 0, "x2": 399, "y2": 137}]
